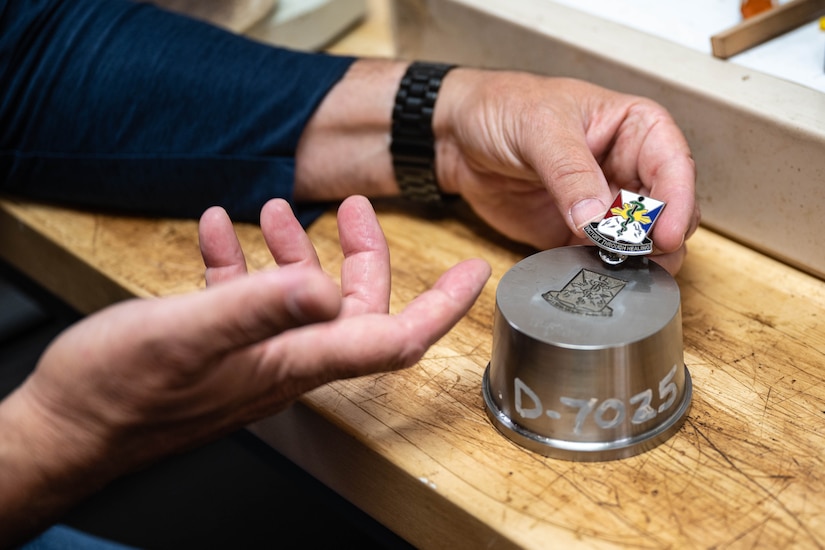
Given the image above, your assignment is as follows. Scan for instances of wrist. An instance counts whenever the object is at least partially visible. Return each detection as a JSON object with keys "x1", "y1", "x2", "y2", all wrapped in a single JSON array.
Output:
[
  {"x1": 294, "y1": 58, "x2": 406, "y2": 201},
  {"x1": 0, "y1": 385, "x2": 115, "y2": 543},
  {"x1": 0, "y1": 390, "x2": 98, "y2": 544},
  {"x1": 431, "y1": 67, "x2": 465, "y2": 197},
  {"x1": 0, "y1": 395, "x2": 49, "y2": 544}
]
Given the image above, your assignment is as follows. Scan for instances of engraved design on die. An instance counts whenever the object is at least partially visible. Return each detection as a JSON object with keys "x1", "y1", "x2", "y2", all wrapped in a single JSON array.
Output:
[{"x1": 542, "y1": 268, "x2": 627, "y2": 317}]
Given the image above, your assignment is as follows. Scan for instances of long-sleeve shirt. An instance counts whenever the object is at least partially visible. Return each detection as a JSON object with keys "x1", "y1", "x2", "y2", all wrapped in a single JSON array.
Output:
[{"x1": 0, "y1": 0, "x2": 355, "y2": 225}]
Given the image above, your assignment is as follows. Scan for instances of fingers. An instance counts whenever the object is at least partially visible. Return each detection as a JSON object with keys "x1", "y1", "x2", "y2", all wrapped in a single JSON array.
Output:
[
  {"x1": 260, "y1": 196, "x2": 392, "y2": 316},
  {"x1": 199, "y1": 206, "x2": 248, "y2": 286},
  {"x1": 631, "y1": 104, "x2": 698, "y2": 254},
  {"x1": 512, "y1": 86, "x2": 614, "y2": 236},
  {"x1": 395, "y1": 257, "x2": 492, "y2": 352},
  {"x1": 538, "y1": 95, "x2": 697, "y2": 255},
  {"x1": 262, "y1": 258, "x2": 492, "y2": 390},
  {"x1": 649, "y1": 184, "x2": 698, "y2": 256},
  {"x1": 195, "y1": 196, "x2": 392, "y2": 356},
  {"x1": 260, "y1": 199, "x2": 321, "y2": 269},
  {"x1": 337, "y1": 196, "x2": 391, "y2": 315}
]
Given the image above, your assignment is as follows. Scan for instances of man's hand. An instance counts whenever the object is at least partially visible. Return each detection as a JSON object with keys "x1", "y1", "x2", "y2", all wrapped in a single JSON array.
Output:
[
  {"x1": 0, "y1": 196, "x2": 490, "y2": 545},
  {"x1": 434, "y1": 70, "x2": 700, "y2": 273},
  {"x1": 293, "y1": 61, "x2": 698, "y2": 273}
]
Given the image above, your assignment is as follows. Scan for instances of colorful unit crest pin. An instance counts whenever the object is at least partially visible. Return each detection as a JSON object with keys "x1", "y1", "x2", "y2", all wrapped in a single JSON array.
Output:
[{"x1": 584, "y1": 189, "x2": 665, "y2": 265}]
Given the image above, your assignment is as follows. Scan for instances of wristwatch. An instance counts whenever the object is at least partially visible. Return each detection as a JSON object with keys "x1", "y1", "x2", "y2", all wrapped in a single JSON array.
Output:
[{"x1": 390, "y1": 61, "x2": 456, "y2": 203}]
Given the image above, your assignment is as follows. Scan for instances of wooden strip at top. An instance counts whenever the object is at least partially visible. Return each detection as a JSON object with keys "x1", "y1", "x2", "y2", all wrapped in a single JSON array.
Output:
[{"x1": 711, "y1": 0, "x2": 825, "y2": 59}]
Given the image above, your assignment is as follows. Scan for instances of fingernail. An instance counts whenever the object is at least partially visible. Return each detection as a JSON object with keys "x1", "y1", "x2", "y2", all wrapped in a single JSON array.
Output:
[{"x1": 571, "y1": 199, "x2": 607, "y2": 230}]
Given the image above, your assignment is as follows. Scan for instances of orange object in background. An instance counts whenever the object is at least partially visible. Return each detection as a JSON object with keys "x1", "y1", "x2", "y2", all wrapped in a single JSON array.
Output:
[{"x1": 741, "y1": 0, "x2": 777, "y2": 19}]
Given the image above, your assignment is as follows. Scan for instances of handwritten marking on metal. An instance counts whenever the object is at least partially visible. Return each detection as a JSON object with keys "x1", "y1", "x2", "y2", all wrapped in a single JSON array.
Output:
[{"x1": 514, "y1": 364, "x2": 679, "y2": 434}]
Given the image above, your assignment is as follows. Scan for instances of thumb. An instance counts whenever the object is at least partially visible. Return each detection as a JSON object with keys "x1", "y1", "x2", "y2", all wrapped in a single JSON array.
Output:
[
  {"x1": 154, "y1": 266, "x2": 342, "y2": 359},
  {"x1": 530, "y1": 129, "x2": 612, "y2": 236}
]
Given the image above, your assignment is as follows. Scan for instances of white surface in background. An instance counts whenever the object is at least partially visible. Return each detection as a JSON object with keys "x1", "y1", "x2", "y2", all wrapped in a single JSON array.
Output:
[{"x1": 550, "y1": 0, "x2": 825, "y2": 91}]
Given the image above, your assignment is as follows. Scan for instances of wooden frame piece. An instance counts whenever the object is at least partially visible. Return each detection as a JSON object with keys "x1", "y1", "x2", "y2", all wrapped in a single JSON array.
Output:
[{"x1": 711, "y1": 0, "x2": 825, "y2": 59}]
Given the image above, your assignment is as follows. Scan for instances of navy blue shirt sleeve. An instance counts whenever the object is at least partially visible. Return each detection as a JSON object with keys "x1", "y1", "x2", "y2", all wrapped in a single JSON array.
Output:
[{"x1": 0, "y1": 0, "x2": 356, "y2": 225}]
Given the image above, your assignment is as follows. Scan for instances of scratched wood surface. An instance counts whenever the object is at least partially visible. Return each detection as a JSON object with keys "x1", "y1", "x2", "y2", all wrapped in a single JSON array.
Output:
[
  {"x1": 2, "y1": 195, "x2": 824, "y2": 548},
  {"x1": 253, "y1": 201, "x2": 825, "y2": 549},
  {"x1": 1, "y1": 1, "x2": 823, "y2": 547}
]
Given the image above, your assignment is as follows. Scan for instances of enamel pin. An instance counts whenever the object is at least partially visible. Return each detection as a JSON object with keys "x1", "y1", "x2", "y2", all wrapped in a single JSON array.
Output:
[{"x1": 584, "y1": 189, "x2": 665, "y2": 265}]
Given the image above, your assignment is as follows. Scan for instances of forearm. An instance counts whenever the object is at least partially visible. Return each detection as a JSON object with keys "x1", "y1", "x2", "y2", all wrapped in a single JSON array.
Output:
[{"x1": 293, "y1": 58, "x2": 408, "y2": 201}]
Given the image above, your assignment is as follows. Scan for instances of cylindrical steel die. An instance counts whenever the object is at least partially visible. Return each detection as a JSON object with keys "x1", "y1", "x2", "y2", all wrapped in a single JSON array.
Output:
[{"x1": 483, "y1": 246, "x2": 692, "y2": 461}]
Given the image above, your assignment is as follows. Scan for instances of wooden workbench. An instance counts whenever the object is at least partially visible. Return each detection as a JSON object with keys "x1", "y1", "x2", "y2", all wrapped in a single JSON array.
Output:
[{"x1": 1, "y1": 1, "x2": 823, "y2": 548}]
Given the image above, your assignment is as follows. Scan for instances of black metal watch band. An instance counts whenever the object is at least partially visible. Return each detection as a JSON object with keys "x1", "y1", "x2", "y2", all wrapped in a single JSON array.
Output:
[{"x1": 390, "y1": 61, "x2": 456, "y2": 203}]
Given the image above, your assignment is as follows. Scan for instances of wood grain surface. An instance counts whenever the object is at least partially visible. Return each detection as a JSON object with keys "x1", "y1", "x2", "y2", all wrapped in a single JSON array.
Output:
[
  {"x1": 711, "y1": 0, "x2": 825, "y2": 59},
  {"x1": 251, "y1": 201, "x2": 825, "y2": 549},
  {"x1": 3, "y1": 194, "x2": 823, "y2": 548},
  {"x1": 1, "y1": 1, "x2": 823, "y2": 547}
]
